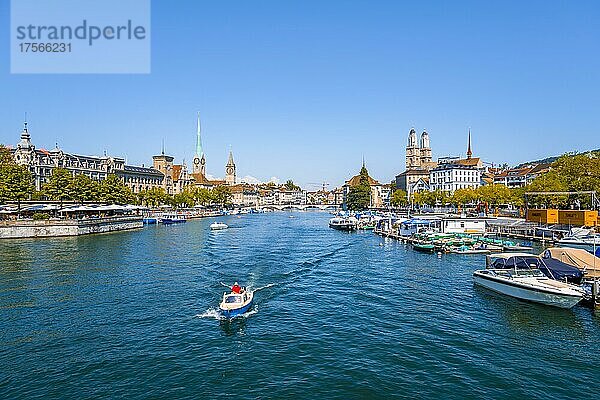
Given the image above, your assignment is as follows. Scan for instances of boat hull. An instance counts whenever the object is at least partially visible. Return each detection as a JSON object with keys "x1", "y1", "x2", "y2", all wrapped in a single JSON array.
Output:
[
  {"x1": 219, "y1": 300, "x2": 253, "y2": 318},
  {"x1": 329, "y1": 223, "x2": 356, "y2": 231},
  {"x1": 473, "y1": 272, "x2": 582, "y2": 309}
]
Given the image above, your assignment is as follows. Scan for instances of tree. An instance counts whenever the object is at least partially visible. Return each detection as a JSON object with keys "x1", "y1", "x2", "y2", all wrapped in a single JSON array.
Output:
[
  {"x1": 284, "y1": 179, "x2": 301, "y2": 191},
  {"x1": 43, "y1": 168, "x2": 73, "y2": 206},
  {"x1": 191, "y1": 187, "x2": 213, "y2": 206},
  {"x1": 69, "y1": 174, "x2": 99, "y2": 204},
  {"x1": 99, "y1": 174, "x2": 135, "y2": 204},
  {"x1": 391, "y1": 189, "x2": 408, "y2": 207},
  {"x1": 211, "y1": 185, "x2": 232, "y2": 206},
  {"x1": 139, "y1": 187, "x2": 168, "y2": 207},
  {"x1": 172, "y1": 191, "x2": 195, "y2": 208},
  {"x1": 346, "y1": 165, "x2": 372, "y2": 211},
  {"x1": 0, "y1": 147, "x2": 34, "y2": 210}
]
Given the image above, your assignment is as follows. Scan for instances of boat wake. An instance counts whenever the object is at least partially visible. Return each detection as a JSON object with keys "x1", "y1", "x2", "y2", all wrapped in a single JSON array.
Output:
[
  {"x1": 251, "y1": 283, "x2": 276, "y2": 292},
  {"x1": 195, "y1": 306, "x2": 259, "y2": 321}
]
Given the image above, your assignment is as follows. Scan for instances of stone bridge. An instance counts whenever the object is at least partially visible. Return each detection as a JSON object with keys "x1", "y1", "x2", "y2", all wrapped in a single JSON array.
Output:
[{"x1": 258, "y1": 204, "x2": 340, "y2": 211}]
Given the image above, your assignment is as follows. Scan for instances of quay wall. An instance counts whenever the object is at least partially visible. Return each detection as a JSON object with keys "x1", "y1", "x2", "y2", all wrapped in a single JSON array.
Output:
[{"x1": 0, "y1": 216, "x2": 143, "y2": 239}]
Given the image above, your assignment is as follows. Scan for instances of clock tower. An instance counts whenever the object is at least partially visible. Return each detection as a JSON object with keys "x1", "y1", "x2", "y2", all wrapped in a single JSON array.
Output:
[
  {"x1": 225, "y1": 150, "x2": 236, "y2": 185},
  {"x1": 192, "y1": 113, "x2": 205, "y2": 175}
]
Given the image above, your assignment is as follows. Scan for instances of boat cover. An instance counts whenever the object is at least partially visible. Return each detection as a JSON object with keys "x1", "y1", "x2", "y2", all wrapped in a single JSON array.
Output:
[
  {"x1": 491, "y1": 255, "x2": 583, "y2": 284},
  {"x1": 541, "y1": 248, "x2": 600, "y2": 279}
]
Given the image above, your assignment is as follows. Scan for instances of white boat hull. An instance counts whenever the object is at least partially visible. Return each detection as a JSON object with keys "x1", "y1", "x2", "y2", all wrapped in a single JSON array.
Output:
[{"x1": 473, "y1": 273, "x2": 582, "y2": 309}]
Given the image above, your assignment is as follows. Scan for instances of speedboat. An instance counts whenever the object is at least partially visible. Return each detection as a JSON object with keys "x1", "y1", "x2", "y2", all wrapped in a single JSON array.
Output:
[
  {"x1": 329, "y1": 217, "x2": 357, "y2": 231},
  {"x1": 219, "y1": 287, "x2": 254, "y2": 318},
  {"x1": 486, "y1": 253, "x2": 583, "y2": 284},
  {"x1": 558, "y1": 234, "x2": 600, "y2": 254},
  {"x1": 473, "y1": 268, "x2": 584, "y2": 308},
  {"x1": 210, "y1": 222, "x2": 228, "y2": 230}
]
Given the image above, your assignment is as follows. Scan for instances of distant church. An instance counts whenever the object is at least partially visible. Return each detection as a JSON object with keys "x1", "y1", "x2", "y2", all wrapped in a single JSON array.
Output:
[
  {"x1": 395, "y1": 128, "x2": 437, "y2": 194},
  {"x1": 190, "y1": 113, "x2": 236, "y2": 188}
]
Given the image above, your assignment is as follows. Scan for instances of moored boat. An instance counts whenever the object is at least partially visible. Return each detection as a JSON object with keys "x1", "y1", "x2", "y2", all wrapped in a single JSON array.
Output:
[
  {"x1": 329, "y1": 217, "x2": 357, "y2": 231},
  {"x1": 473, "y1": 268, "x2": 584, "y2": 308},
  {"x1": 160, "y1": 214, "x2": 187, "y2": 224},
  {"x1": 413, "y1": 242, "x2": 435, "y2": 253}
]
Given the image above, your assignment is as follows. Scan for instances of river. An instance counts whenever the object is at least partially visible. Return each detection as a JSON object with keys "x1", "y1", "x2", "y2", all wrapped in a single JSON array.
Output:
[{"x1": 1, "y1": 212, "x2": 598, "y2": 399}]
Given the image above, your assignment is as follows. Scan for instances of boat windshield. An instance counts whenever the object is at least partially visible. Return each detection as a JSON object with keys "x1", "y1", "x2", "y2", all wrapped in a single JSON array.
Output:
[
  {"x1": 512, "y1": 269, "x2": 545, "y2": 278},
  {"x1": 225, "y1": 295, "x2": 242, "y2": 303}
]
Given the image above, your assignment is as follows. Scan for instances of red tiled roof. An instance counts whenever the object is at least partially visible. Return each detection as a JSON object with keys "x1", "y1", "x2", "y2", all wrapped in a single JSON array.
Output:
[{"x1": 346, "y1": 174, "x2": 380, "y2": 186}]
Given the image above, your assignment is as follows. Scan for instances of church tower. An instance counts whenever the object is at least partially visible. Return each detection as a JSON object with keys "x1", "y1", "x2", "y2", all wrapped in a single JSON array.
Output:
[
  {"x1": 225, "y1": 150, "x2": 236, "y2": 185},
  {"x1": 419, "y1": 130, "x2": 432, "y2": 165},
  {"x1": 405, "y1": 128, "x2": 420, "y2": 169},
  {"x1": 466, "y1": 129, "x2": 473, "y2": 159},
  {"x1": 192, "y1": 113, "x2": 206, "y2": 175}
]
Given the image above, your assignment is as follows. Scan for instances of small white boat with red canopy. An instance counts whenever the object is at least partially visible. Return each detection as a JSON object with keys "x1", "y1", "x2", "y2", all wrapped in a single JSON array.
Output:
[{"x1": 219, "y1": 282, "x2": 254, "y2": 318}]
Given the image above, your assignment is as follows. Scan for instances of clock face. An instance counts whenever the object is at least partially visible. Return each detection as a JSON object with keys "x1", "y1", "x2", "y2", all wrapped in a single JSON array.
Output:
[
  {"x1": 226, "y1": 167, "x2": 233, "y2": 175},
  {"x1": 201, "y1": 158, "x2": 206, "y2": 165},
  {"x1": 194, "y1": 158, "x2": 200, "y2": 165}
]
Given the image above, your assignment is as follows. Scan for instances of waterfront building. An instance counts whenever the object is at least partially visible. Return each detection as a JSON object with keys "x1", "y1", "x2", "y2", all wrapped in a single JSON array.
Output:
[
  {"x1": 230, "y1": 184, "x2": 259, "y2": 207},
  {"x1": 118, "y1": 165, "x2": 164, "y2": 194},
  {"x1": 343, "y1": 163, "x2": 391, "y2": 208},
  {"x1": 429, "y1": 163, "x2": 481, "y2": 193},
  {"x1": 492, "y1": 163, "x2": 551, "y2": 188},
  {"x1": 10, "y1": 121, "x2": 165, "y2": 193}
]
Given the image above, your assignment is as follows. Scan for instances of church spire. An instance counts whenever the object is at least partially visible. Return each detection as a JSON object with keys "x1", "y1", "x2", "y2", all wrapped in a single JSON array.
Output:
[
  {"x1": 196, "y1": 112, "x2": 203, "y2": 158},
  {"x1": 466, "y1": 129, "x2": 472, "y2": 159}
]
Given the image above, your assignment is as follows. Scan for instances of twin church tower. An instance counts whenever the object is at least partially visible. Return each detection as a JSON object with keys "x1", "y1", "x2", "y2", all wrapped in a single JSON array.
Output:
[
  {"x1": 405, "y1": 128, "x2": 432, "y2": 169},
  {"x1": 192, "y1": 113, "x2": 236, "y2": 185}
]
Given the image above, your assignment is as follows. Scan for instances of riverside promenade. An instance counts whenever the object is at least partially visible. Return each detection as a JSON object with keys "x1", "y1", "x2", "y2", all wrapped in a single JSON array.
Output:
[{"x1": 0, "y1": 215, "x2": 143, "y2": 239}]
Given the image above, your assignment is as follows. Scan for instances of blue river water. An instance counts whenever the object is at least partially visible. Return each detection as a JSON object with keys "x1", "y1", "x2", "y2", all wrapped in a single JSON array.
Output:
[{"x1": 1, "y1": 212, "x2": 599, "y2": 399}]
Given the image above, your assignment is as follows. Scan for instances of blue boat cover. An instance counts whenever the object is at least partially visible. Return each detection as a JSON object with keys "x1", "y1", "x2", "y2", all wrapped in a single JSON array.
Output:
[{"x1": 493, "y1": 255, "x2": 583, "y2": 284}]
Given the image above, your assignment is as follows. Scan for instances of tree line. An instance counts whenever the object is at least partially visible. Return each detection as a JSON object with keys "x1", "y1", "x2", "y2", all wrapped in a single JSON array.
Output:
[
  {"x1": 386, "y1": 152, "x2": 600, "y2": 209},
  {"x1": 0, "y1": 145, "x2": 232, "y2": 209}
]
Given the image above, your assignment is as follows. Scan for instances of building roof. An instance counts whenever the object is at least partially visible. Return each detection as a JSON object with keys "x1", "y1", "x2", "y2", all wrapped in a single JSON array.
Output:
[
  {"x1": 190, "y1": 172, "x2": 225, "y2": 186},
  {"x1": 123, "y1": 165, "x2": 164, "y2": 176},
  {"x1": 455, "y1": 157, "x2": 481, "y2": 167},
  {"x1": 432, "y1": 163, "x2": 478, "y2": 171},
  {"x1": 346, "y1": 174, "x2": 380, "y2": 186}
]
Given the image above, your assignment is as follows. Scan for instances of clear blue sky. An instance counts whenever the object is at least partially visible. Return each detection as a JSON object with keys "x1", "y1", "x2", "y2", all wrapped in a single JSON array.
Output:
[{"x1": 1, "y1": 0, "x2": 598, "y2": 189}]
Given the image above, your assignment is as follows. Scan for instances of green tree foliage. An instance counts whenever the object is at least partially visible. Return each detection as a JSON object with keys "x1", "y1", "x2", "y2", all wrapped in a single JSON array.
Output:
[
  {"x1": 172, "y1": 191, "x2": 195, "y2": 208},
  {"x1": 391, "y1": 189, "x2": 408, "y2": 207},
  {"x1": 42, "y1": 168, "x2": 73, "y2": 204},
  {"x1": 346, "y1": 165, "x2": 371, "y2": 211},
  {"x1": 211, "y1": 185, "x2": 232, "y2": 206},
  {"x1": 138, "y1": 187, "x2": 168, "y2": 207},
  {"x1": 98, "y1": 174, "x2": 135, "y2": 204},
  {"x1": 0, "y1": 145, "x2": 34, "y2": 210},
  {"x1": 69, "y1": 174, "x2": 100, "y2": 204},
  {"x1": 284, "y1": 179, "x2": 301, "y2": 191}
]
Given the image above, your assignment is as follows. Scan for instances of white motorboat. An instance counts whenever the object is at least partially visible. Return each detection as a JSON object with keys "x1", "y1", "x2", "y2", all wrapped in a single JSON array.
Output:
[
  {"x1": 473, "y1": 268, "x2": 584, "y2": 308},
  {"x1": 210, "y1": 222, "x2": 228, "y2": 230},
  {"x1": 557, "y1": 234, "x2": 600, "y2": 254},
  {"x1": 329, "y1": 217, "x2": 357, "y2": 231}
]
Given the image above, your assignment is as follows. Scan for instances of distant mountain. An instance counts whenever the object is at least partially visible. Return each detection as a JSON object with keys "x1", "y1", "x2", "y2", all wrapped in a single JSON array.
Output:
[{"x1": 515, "y1": 149, "x2": 600, "y2": 168}]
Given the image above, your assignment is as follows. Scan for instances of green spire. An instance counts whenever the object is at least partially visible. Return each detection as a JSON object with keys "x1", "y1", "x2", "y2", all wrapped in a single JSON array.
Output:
[{"x1": 196, "y1": 112, "x2": 203, "y2": 157}]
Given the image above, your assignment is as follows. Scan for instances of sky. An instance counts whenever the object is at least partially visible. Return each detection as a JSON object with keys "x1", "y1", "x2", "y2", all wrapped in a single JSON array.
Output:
[{"x1": 1, "y1": 0, "x2": 599, "y2": 190}]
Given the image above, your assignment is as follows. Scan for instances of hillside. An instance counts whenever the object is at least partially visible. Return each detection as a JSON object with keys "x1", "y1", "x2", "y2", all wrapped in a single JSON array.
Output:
[{"x1": 515, "y1": 148, "x2": 600, "y2": 168}]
